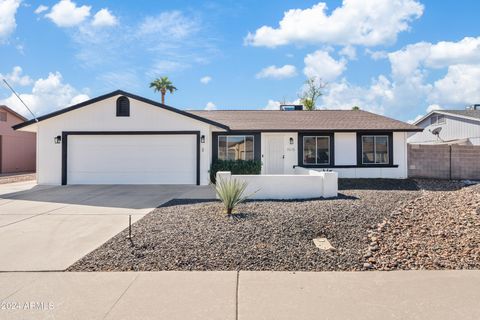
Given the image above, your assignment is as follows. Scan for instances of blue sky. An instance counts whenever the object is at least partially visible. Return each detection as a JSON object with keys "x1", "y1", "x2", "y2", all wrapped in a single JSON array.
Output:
[{"x1": 1, "y1": 0, "x2": 480, "y2": 122}]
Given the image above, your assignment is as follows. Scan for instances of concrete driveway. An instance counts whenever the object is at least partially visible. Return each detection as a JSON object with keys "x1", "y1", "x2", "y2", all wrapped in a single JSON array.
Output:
[{"x1": 0, "y1": 181, "x2": 214, "y2": 271}]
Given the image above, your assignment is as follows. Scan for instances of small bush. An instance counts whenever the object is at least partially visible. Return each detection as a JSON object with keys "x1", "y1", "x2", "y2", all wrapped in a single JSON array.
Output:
[
  {"x1": 210, "y1": 160, "x2": 261, "y2": 183},
  {"x1": 215, "y1": 177, "x2": 251, "y2": 215}
]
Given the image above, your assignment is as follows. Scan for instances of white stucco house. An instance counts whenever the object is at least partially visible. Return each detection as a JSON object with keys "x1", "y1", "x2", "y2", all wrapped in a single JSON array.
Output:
[
  {"x1": 13, "y1": 90, "x2": 421, "y2": 185},
  {"x1": 408, "y1": 107, "x2": 480, "y2": 145}
]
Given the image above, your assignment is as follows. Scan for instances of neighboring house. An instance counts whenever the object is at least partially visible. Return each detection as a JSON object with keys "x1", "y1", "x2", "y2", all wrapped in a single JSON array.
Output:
[
  {"x1": 0, "y1": 105, "x2": 36, "y2": 174},
  {"x1": 13, "y1": 90, "x2": 420, "y2": 185},
  {"x1": 408, "y1": 107, "x2": 480, "y2": 145}
]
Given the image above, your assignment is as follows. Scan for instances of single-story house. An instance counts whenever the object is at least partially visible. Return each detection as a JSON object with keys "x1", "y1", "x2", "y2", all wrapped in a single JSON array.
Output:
[
  {"x1": 13, "y1": 90, "x2": 421, "y2": 185},
  {"x1": 408, "y1": 107, "x2": 480, "y2": 145},
  {"x1": 0, "y1": 105, "x2": 36, "y2": 174}
]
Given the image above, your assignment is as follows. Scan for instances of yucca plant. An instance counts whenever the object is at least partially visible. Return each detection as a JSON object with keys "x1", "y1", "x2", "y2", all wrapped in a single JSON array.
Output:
[{"x1": 215, "y1": 177, "x2": 252, "y2": 215}]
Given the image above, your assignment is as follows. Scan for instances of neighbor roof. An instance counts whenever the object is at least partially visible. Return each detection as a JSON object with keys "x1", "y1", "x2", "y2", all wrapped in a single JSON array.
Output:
[
  {"x1": 189, "y1": 110, "x2": 421, "y2": 132},
  {"x1": 0, "y1": 105, "x2": 27, "y2": 122},
  {"x1": 413, "y1": 109, "x2": 480, "y2": 125},
  {"x1": 12, "y1": 90, "x2": 229, "y2": 131},
  {"x1": 440, "y1": 110, "x2": 480, "y2": 120}
]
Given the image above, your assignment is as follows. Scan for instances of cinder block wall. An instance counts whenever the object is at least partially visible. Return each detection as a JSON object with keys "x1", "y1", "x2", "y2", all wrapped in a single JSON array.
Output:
[{"x1": 408, "y1": 144, "x2": 480, "y2": 179}]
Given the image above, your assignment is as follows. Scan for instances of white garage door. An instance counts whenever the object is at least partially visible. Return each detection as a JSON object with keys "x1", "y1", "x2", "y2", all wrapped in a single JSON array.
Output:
[{"x1": 67, "y1": 134, "x2": 196, "y2": 184}]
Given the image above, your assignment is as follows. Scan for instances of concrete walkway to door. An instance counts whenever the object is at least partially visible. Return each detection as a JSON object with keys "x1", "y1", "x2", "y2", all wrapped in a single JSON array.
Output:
[
  {"x1": 0, "y1": 181, "x2": 214, "y2": 271},
  {"x1": 0, "y1": 270, "x2": 479, "y2": 319}
]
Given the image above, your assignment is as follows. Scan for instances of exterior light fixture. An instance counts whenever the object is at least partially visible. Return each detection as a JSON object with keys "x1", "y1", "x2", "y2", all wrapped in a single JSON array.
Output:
[
  {"x1": 289, "y1": 137, "x2": 294, "y2": 145},
  {"x1": 54, "y1": 135, "x2": 62, "y2": 144},
  {"x1": 201, "y1": 135, "x2": 205, "y2": 143}
]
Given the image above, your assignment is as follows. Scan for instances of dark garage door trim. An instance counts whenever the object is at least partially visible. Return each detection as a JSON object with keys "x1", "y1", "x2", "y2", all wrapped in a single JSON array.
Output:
[{"x1": 61, "y1": 131, "x2": 201, "y2": 186}]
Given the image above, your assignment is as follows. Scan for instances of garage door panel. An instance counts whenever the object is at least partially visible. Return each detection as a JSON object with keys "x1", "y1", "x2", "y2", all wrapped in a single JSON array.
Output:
[{"x1": 67, "y1": 135, "x2": 196, "y2": 184}]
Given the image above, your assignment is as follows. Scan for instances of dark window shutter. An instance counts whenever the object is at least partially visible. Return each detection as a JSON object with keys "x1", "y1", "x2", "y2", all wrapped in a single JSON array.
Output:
[{"x1": 116, "y1": 96, "x2": 130, "y2": 117}]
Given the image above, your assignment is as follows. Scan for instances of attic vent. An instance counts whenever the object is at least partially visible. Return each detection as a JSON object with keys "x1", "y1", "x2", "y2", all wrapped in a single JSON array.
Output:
[
  {"x1": 280, "y1": 104, "x2": 303, "y2": 111},
  {"x1": 116, "y1": 96, "x2": 130, "y2": 117},
  {"x1": 0, "y1": 111, "x2": 6, "y2": 122}
]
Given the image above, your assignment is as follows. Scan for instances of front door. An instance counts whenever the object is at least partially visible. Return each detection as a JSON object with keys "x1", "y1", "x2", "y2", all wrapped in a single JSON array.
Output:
[{"x1": 265, "y1": 135, "x2": 284, "y2": 174}]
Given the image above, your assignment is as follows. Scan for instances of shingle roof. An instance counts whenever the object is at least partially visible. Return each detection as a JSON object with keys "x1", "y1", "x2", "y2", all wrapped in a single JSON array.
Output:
[
  {"x1": 189, "y1": 110, "x2": 421, "y2": 132},
  {"x1": 440, "y1": 109, "x2": 480, "y2": 120}
]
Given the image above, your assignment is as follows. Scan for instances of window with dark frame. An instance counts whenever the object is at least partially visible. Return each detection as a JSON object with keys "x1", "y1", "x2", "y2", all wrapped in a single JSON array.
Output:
[
  {"x1": 116, "y1": 96, "x2": 130, "y2": 117},
  {"x1": 303, "y1": 136, "x2": 330, "y2": 165},
  {"x1": 218, "y1": 135, "x2": 254, "y2": 161},
  {"x1": 361, "y1": 135, "x2": 389, "y2": 164},
  {"x1": 0, "y1": 111, "x2": 6, "y2": 122},
  {"x1": 430, "y1": 114, "x2": 445, "y2": 125}
]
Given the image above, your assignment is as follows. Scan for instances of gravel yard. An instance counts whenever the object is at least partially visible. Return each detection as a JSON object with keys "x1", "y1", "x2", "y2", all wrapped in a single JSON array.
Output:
[
  {"x1": 69, "y1": 179, "x2": 420, "y2": 271},
  {"x1": 68, "y1": 179, "x2": 479, "y2": 272},
  {"x1": 365, "y1": 180, "x2": 480, "y2": 270}
]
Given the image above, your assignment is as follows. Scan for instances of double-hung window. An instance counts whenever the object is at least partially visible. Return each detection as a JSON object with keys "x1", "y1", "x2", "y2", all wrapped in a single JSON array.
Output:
[
  {"x1": 218, "y1": 135, "x2": 254, "y2": 161},
  {"x1": 303, "y1": 136, "x2": 330, "y2": 165},
  {"x1": 361, "y1": 135, "x2": 389, "y2": 164}
]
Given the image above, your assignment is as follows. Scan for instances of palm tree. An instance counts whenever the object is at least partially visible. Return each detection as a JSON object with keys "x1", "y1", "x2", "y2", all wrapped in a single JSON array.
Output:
[{"x1": 149, "y1": 77, "x2": 177, "y2": 104}]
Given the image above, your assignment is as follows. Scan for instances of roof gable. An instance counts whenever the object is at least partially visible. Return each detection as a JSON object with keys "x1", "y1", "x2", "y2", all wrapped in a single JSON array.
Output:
[
  {"x1": 414, "y1": 110, "x2": 480, "y2": 125},
  {"x1": 13, "y1": 90, "x2": 229, "y2": 130},
  {"x1": 0, "y1": 105, "x2": 27, "y2": 122}
]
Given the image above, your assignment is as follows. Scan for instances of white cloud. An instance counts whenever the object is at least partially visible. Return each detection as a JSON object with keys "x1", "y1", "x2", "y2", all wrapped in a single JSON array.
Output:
[
  {"x1": 426, "y1": 104, "x2": 442, "y2": 113},
  {"x1": 138, "y1": 11, "x2": 199, "y2": 39},
  {"x1": 264, "y1": 99, "x2": 281, "y2": 110},
  {"x1": 149, "y1": 60, "x2": 188, "y2": 76},
  {"x1": 0, "y1": 71, "x2": 89, "y2": 118},
  {"x1": 365, "y1": 49, "x2": 388, "y2": 60},
  {"x1": 46, "y1": 0, "x2": 91, "y2": 27},
  {"x1": 388, "y1": 37, "x2": 480, "y2": 79},
  {"x1": 34, "y1": 4, "x2": 48, "y2": 14},
  {"x1": 339, "y1": 45, "x2": 356, "y2": 60},
  {"x1": 303, "y1": 50, "x2": 346, "y2": 81},
  {"x1": 256, "y1": 65, "x2": 297, "y2": 79},
  {"x1": 0, "y1": 0, "x2": 21, "y2": 44},
  {"x1": 429, "y1": 64, "x2": 480, "y2": 105},
  {"x1": 200, "y1": 76, "x2": 212, "y2": 84},
  {"x1": 205, "y1": 102, "x2": 216, "y2": 110},
  {"x1": 91, "y1": 8, "x2": 117, "y2": 27},
  {"x1": 245, "y1": 0, "x2": 423, "y2": 47},
  {"x1": 407, "y1": 114, "x2": 423, "y2": 124},
  {"x1": 318, "y1": 76, "x2": 392, "y2": 114},
  {"x1": 0, "y1": 66, "x2": 33, "y2": 86}
]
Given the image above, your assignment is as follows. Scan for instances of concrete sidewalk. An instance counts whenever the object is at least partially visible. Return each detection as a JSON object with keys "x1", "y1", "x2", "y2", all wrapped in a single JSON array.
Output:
[{"x1": 0, "y1": 271, "x2": 479, "y2": 320}]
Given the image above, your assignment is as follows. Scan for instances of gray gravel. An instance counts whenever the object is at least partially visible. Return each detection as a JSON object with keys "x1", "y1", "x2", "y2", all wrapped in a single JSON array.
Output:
[{"x1": 69, "y1": 179, "x2": 419, "y2": 271}]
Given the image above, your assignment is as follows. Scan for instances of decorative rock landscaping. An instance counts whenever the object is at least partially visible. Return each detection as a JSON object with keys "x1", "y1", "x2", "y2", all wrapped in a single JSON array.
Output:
[
  {"x1": 365, "y1": 180, "x2": 480, "y2": 270},
  {"x1": 68, "y1": 179, "x2": 479, "y2": 272}
]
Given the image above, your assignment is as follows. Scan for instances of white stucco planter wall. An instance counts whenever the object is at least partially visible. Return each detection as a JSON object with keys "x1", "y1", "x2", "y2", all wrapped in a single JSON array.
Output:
[{"x1": 216, "y1": 169, "x2": 338, "y2": 200}]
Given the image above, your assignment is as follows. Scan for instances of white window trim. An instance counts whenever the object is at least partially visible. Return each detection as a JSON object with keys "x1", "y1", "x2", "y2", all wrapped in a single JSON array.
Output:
[
  {"x1": 218, "y1": 135, "x2": 255, "y2": 161},
  {"x1": 361, "y1": 135, "x2": 389, "y2": 165},
  {"x1": 302, "y1": 136, "x2": 330, "y2": 165}
]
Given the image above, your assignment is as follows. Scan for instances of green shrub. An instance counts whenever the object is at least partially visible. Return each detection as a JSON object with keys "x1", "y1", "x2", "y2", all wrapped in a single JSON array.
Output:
[
  {"x1": 215, "y1": 177, "x2": 251, "y2": 215},
  {"x1": 210, "y1": 160, "x2": 261, "y2": 183}
]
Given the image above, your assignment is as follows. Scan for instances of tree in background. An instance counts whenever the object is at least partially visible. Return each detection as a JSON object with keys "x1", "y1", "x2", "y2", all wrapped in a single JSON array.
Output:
[
  {"x1": 149, "y1": 76, "x2": 177, "y2": 104},
  {"x1": 299, "y1": 77, "x2": 326, "y2": 111},
  {"x1": 352, "y1": 106, "x2": 360, "y2": 110}
]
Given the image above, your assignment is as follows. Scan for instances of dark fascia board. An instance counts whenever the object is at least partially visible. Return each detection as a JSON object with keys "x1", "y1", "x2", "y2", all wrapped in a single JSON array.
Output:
[
  {"x1": 12, "y1": 90, "x2": 230, "y2": 131},
  {"x1": 212, "y1": 128, "x2": 423, "y2": 133}
]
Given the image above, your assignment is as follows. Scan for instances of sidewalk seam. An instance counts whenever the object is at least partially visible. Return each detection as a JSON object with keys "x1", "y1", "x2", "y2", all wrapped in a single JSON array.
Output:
[
  {"x1": 236, "y1": 271, "x2": 239, "y2": 320},
  {"x1": 103, "y1": 273, "x2": 139, "y2": 319}
]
